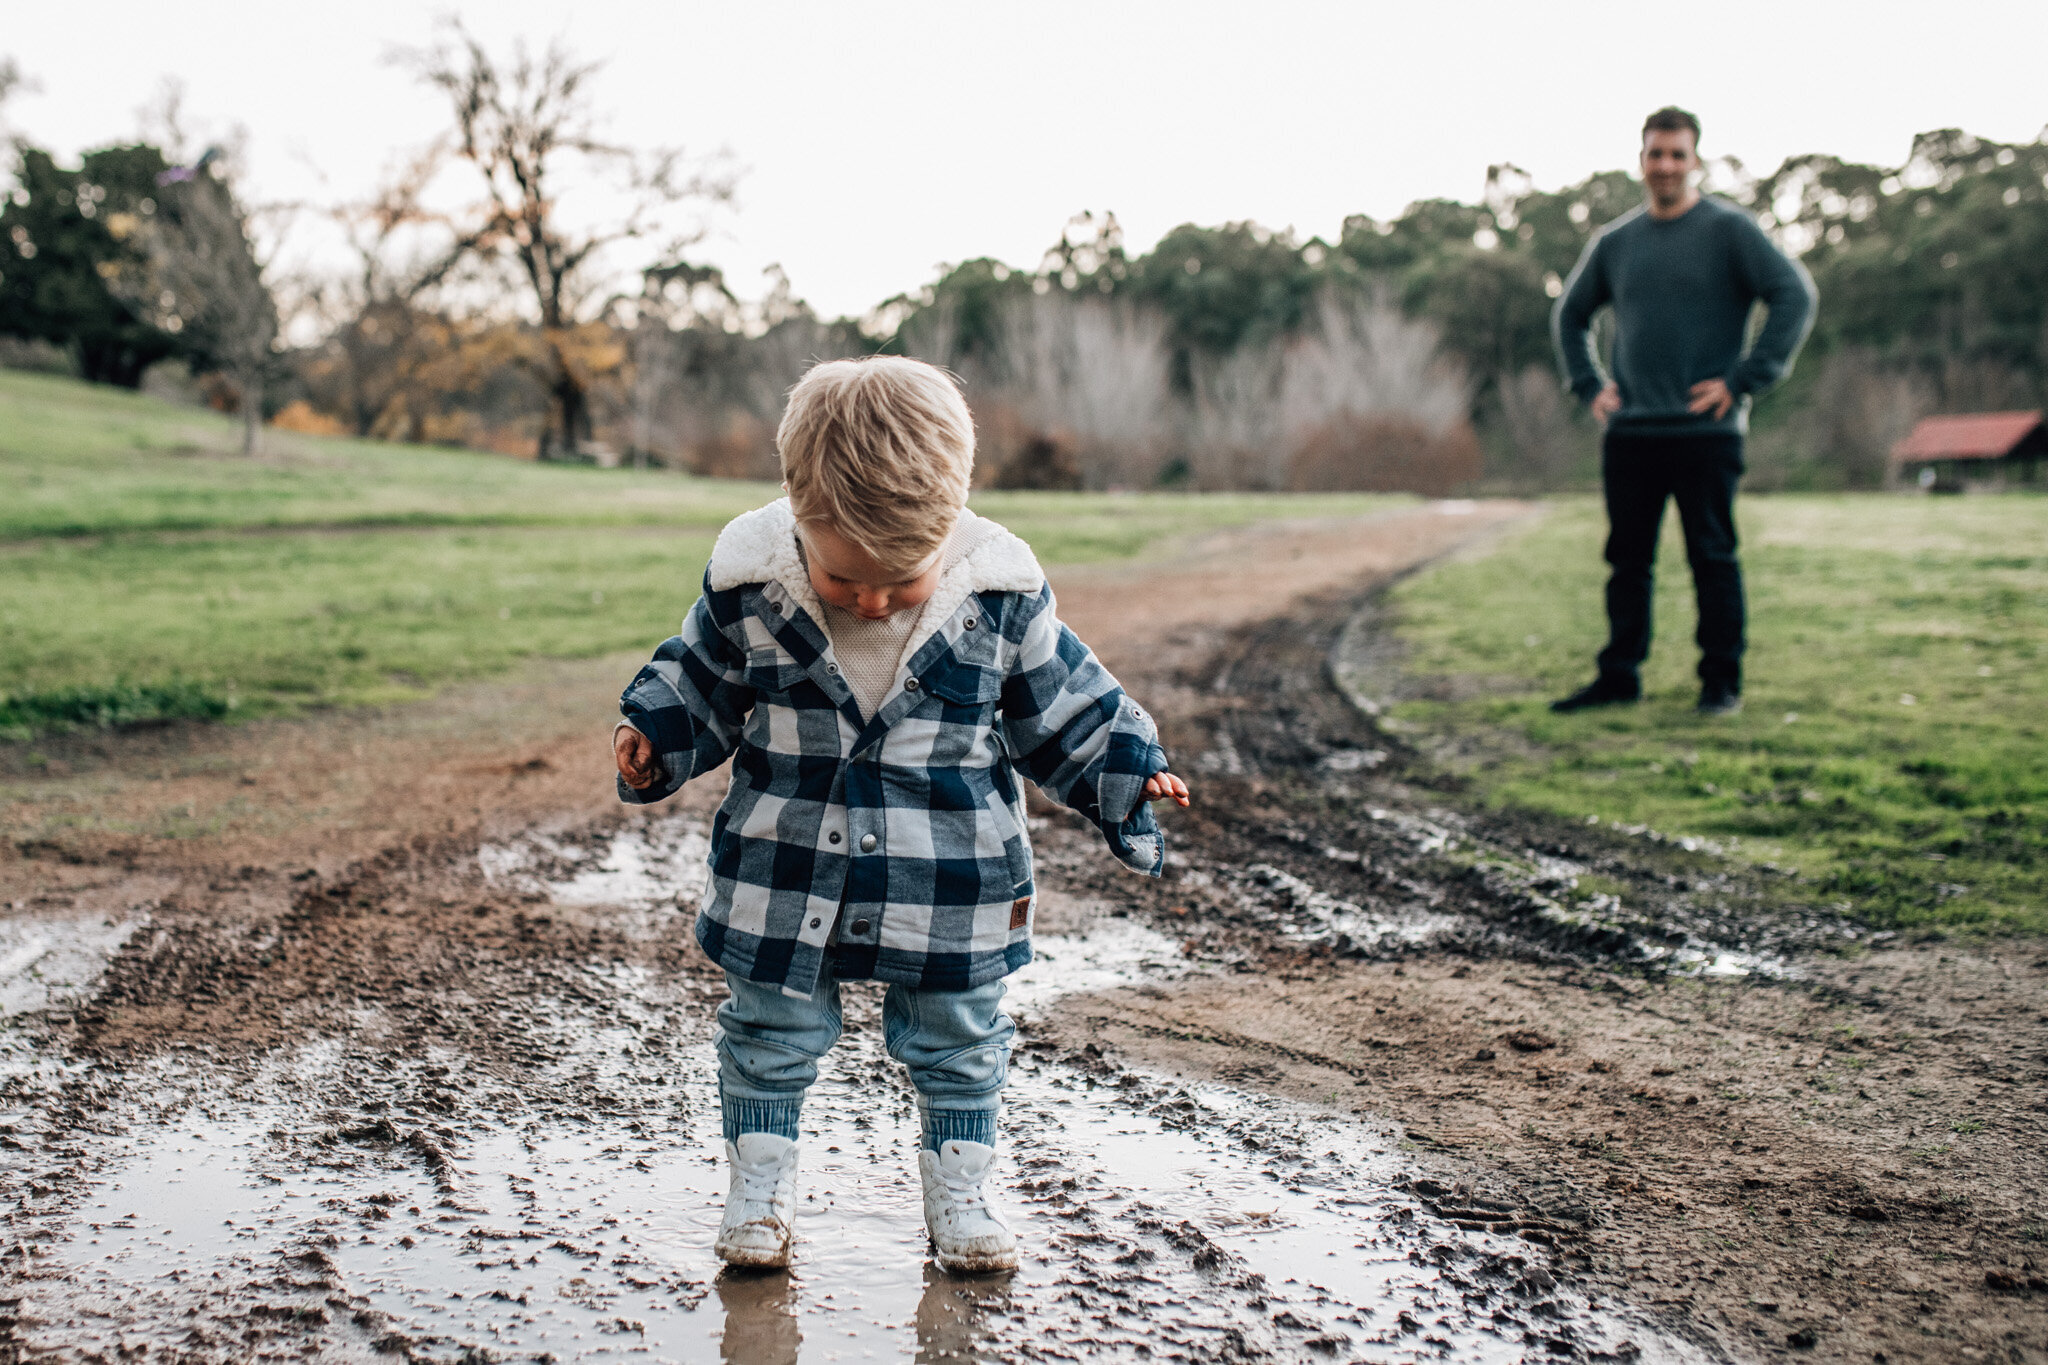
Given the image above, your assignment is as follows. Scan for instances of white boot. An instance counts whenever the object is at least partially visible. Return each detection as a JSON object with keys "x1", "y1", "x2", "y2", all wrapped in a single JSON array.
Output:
[
  {"x1": 919, "y1": 1140, "x2": 1018, "y2": 1274},
  {"x1": 715, "y1": 1132, "x2": 799, "y2": 1268}
]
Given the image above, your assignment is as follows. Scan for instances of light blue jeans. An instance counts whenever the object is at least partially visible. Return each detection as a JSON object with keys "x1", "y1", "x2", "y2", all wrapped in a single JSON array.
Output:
[{"x1": 715, "y1": 961, "x2": 1014, "y2": 1151}]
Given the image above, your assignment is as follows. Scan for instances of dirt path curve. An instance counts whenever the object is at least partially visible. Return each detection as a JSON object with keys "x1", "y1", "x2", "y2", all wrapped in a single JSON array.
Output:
[
  {"x1": 4, "y1": 499, "x2": 1616, "y2": 1365},
  {"x1": 0, "y1": 500, "x2": 1527, "y2": 900},
  {"x1": 8, "y1": 496, "x2": 2039, "y2": 1364},
  {"x1": 1029, "y1": 552, "x2": 2048, "y2": 1365}
]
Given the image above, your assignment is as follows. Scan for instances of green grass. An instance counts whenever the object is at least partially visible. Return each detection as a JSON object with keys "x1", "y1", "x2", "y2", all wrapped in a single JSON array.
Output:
[
  {"x1": 0, "y1": 681, "x2": 232, "y2": 740},
  {"x1": 2, "y1": 526, "x2": 725, "y2": 726},
  {"x1": 1389, "y1": 495, "x2": 2048, "y2": 933},
  {"x1": 0, "y1": 368, "x2": 774, "y2": 539},
  {"x1": 0, "y1": 370, "x2": 1408, "y2": 731}
]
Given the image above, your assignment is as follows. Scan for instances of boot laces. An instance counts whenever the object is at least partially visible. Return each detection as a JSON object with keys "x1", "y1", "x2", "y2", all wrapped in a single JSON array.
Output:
[
  {"x1": 940, "y1": 1166, "x2": 989, "y2": 1217},
  {"x1": 735, "y1": 1158, "x2": 788, "y2": 1206}
]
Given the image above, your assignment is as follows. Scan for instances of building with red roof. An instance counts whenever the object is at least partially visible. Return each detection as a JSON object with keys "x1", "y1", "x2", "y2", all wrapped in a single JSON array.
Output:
[{"x1": 1889, "y1": 411, "x2": 2046, "y2": 491}]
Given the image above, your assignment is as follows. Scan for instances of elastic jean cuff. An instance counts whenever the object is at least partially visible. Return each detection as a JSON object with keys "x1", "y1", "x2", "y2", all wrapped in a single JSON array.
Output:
[
  {"x1": 922, "y1": 1107, "x2": 997, "y2": 1152},
  {"x1": 724, "y1": 1097, "x2": 803, "y2": 1144}
]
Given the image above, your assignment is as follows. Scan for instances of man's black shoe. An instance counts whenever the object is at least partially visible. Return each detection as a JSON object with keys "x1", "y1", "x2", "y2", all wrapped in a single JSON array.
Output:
[
  {"x1": 1695, "y1": 687, "x2": 1743, "y2": 717},
  {"x1": 1548, "y1": 679, "x2": 1640, "y2": 713}
]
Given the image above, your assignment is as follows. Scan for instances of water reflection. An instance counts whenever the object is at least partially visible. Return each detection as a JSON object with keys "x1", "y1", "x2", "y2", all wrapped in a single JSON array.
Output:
[
  {"x1": 717, "y1": 1268, "x2": 802, "y2": 1365},
  {"x1": 915, "y1": 1263, "x2": 1014, "y2": 1364}
]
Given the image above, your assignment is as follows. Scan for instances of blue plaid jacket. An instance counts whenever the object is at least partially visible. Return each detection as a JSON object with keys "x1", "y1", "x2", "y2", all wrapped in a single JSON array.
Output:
[{"x1": 618, "y1": 501, "x2": 1168, "y2": 999}]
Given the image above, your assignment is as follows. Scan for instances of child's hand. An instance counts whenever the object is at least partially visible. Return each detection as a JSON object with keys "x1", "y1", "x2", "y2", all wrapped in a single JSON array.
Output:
[
  {"x1": 1143, "y1": 771, "x2": 1190, "y2": 808},
  {"x1": 614, "y1": 725, "x2": 662, "y2": 790}
]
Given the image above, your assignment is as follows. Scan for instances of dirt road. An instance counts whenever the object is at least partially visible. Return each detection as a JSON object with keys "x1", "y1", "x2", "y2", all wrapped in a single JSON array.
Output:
[{"x1": 2, "y1": 500, "x2": 2043, "y2": 1364}]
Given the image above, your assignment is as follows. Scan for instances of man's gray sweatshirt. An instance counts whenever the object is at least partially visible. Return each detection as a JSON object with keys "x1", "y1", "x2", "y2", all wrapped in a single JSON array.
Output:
[{"x1": 1552, "y1": 196, "x2": 1816, "y2": 436}]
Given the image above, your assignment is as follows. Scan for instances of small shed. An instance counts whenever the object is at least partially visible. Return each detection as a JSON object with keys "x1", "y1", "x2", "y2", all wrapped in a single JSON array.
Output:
[{"x1": 1889, "y1": 411, "x2": 2047, "y2": 492}]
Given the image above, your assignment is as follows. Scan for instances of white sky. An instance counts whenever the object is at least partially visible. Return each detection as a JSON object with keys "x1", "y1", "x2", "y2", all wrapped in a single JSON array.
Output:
[{"x1": 6, "y1": 1, "x2": 2046, "y2": 321}]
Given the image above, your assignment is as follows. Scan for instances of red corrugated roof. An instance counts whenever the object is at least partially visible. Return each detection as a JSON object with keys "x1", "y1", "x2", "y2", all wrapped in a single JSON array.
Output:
[{"x1": 1891, "y1": 410, "x2": 2044, "y2": 462}]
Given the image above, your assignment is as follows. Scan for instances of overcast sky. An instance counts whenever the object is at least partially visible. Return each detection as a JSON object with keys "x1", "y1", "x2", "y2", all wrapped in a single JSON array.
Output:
[{"x1": 7, "y1": 1, "x2": 2045, "y2": 320}]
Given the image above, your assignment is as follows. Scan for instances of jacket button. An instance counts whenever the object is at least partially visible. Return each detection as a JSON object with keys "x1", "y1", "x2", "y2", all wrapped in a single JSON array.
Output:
[
  {"x1": 809, "y1": 917, "x2": 821, "y2": 929},
  {"x1": 850, "y1": 918, "x2": 871, "y2": 935},
  {"x1": 858, "y1": 833, "x2": 877, "y2": 853},
  {"x1": 771, "y1": 601, "x2": 784, "y2": 615},
  {"x1": 828, "y1": 831, "x2": 841, "y2": 844},
  {"x1": 904, "y1": 677, "x2": 920, "y2": 691},
  {"x1": 963, "y1": 617, "x2": 977, "y2": 631},
  {"x1": 826, "y1": 662, "x2": 840, "y2": 675}
]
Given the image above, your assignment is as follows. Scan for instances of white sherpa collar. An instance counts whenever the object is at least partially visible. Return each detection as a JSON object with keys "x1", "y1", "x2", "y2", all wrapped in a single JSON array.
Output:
[{"x1": 705, "y1": 499, "x2": 1043, "y2": 639}]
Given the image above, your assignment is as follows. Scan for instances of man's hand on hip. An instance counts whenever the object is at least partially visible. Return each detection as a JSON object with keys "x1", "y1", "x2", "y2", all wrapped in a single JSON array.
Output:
[
  {"x1": 1590, "y1": 383, "x2": 1621, "y2": 425},
  {"x1": 1688, "y1": 378, "x2": 1734, "y2": 420}
]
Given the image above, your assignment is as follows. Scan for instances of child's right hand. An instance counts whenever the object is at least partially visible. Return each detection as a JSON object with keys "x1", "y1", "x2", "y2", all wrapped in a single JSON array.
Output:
[
  {"x1": 614, "y1": 725, "x2": 663, "y2": 790},
  {"x1": 1143, "y1": 770, "x2": 1191, "y2": 808}
]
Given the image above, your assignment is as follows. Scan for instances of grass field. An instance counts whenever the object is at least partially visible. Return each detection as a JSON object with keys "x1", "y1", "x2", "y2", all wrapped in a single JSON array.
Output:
[
  {"x1": 0, "y1": 370, "x2": 1406, "y2": 731},
  {"x1": 1389, "y1": 495, "x2": 2048, "y2": 933}
]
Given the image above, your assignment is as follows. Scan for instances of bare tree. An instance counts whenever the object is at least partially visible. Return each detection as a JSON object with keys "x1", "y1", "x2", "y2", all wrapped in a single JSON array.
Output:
[
  {"x1": 1492, "y1": 363, "x2": 1582, "y2": 489},
  {"x1": 404, "y1": 23, "x2": 733, "y2": 458},
  {"x1": 983, "y1": 292, "x2": 1172, "y2": 486},
  {"x1": 1187, "y1": 287, "x2": 1474, "y2": 489},
  {"x1": 111, "y1": 163, "x2": 278, "y2": 454},
  {"x1": 1808, "y1": 349, "x2": 1930, "y2": 488},
  {"x1": 306, "y1": 146, "x2": 490, "y2": 438},
  {"x1": 1282, "y1": 289, "x2": 1473, "y2": 436},
  {"x1": 617, "y1": 257, "x2": 736, "y2": 468}
]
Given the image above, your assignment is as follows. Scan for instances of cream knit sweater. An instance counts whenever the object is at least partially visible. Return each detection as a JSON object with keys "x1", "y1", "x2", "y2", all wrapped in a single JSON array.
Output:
[{"x1": 818, "y1": 513, "x2": 1000, "y2": 720}]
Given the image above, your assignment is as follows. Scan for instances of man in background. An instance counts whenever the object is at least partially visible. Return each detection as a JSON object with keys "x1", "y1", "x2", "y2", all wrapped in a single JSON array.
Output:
[{"x1": 1550, "y1": 106, "x2": 1816, "y2": 716}]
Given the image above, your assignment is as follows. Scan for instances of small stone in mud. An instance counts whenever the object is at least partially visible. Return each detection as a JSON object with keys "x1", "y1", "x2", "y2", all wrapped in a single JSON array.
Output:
[
  {"x1": 1475, "y1": 1048, "x2": 1496, "y2": 1061},
  {"x1": 1848, "y1": 1204, "x2": 1888, "y2": 1222},
  {"x1": 1786, "y1": 1325, "x2": 1818, "y2": 1348},
  {"x1": 1506, "y1": 1031, "x2": 1556, "y2": 1053}
]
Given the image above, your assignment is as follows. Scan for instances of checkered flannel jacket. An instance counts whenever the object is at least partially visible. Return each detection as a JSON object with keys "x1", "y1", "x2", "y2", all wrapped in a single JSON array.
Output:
[{"x1": 618, "y1": 501, "x2": 1168, "y2": 999}]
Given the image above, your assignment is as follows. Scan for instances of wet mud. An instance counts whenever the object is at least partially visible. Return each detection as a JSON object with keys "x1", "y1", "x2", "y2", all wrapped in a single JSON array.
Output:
[
  {"x1": 3, "y1": 507, "x2": 2044, "y2": 1362},
  {"x1": 1, "y1": 816, "x2": 1693, "y2": 1362}
]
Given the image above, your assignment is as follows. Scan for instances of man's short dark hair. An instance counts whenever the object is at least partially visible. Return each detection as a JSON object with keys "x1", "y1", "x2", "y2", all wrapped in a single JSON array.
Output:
[{"x1": 1642, "y1": 106, "x2": 1701, "y2": 148}]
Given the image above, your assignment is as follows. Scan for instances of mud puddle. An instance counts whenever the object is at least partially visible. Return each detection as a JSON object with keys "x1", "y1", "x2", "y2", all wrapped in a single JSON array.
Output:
[
  {"x1": 0, "y1": 904, "x2": 144, "y2": 1022},
  {"x1": 4, "y1": 815, "x2": 1706, "y2": 1363}
]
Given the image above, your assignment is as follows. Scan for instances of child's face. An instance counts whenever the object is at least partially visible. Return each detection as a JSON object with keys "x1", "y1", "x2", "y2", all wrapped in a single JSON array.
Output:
[{"x1": 798, "y1": 520, "x2": 945, "y2": 621}]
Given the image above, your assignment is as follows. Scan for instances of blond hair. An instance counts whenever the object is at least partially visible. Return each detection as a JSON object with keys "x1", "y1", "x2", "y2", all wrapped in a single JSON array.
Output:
[{"x1": 777, "y1": 356, "x2": 975, "y2": 574}]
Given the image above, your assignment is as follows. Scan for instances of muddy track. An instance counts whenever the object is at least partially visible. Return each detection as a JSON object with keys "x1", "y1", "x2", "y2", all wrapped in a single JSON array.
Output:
[
  {"x1": 1, "y1": 510, "x2": 2043, "y2": 1364},
  {"x1": 1030, "y1": 580, "x2": 2048, "y2": 1365},
  {"x1": 0, "y1": 811, "x2": 1690, "y2": 1364}
]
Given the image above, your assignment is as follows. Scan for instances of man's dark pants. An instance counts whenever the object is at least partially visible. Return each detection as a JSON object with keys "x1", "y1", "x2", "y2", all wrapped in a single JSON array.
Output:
[{"x1": 1595, "y1": 429, "x2": 1746, "y2": 695}]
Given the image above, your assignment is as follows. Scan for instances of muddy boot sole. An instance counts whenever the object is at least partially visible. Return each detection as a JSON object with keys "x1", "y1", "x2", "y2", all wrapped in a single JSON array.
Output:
[
  {"x1": 930, "y1": 1240, "x2": 1019, "y2": 1275},
  {"x1": 716, "y1": 1227, "x2": 793, "y2": 1268}
]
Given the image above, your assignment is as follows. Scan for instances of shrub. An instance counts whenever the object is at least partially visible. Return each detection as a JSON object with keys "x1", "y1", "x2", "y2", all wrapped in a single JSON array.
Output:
[
  {"x1": 1287, "y1": 414, "x2": 1482, "y2": 496},
  {"x1": 0, "y1": 681, "x2": 232, "y2": 740}
]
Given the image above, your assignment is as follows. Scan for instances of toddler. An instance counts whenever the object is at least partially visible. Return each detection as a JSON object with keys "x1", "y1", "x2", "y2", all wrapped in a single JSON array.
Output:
[{"x1": 612, "y1": 356, "x2": 1188, "y2": 1273}]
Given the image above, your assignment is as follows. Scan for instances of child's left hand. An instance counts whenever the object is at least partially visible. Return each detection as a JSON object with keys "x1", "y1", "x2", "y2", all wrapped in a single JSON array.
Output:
[{"x1": 1143, "y1": 770, "x2": 1191, "y2": 808}]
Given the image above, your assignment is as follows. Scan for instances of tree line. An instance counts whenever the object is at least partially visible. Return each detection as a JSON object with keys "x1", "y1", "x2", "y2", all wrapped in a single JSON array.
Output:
[{"x1": 1, "y1": 45, "x2": 2043, "y2": 490}]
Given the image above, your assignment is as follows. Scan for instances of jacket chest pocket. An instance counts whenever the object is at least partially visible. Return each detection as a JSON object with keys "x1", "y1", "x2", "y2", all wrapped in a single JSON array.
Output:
[
  {"x1": 744, "y1": 647, "x2": 810, "y2": 697},
  {"x1": 920, "y1": 654, "x2": 1003, "y2": 711}
]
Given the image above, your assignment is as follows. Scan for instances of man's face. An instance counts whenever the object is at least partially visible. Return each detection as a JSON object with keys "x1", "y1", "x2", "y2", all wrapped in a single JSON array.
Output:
[{"x1": 1640, "y1": 128, "x2": 1700, "y2": 207}]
